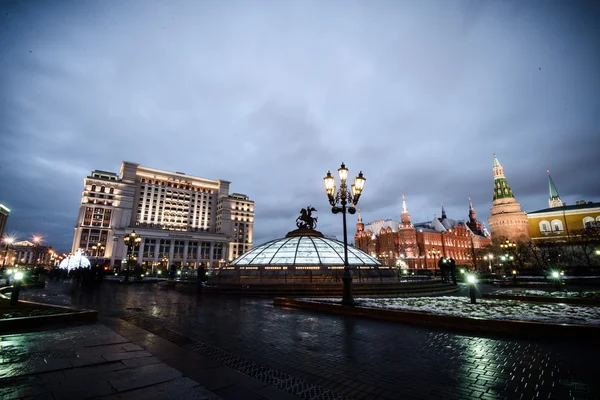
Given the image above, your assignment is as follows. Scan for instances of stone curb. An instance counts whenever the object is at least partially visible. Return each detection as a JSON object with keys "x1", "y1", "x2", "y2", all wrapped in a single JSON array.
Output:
[
  {"x1": 169, "y1": 280, "x2": 460, "y2": 297},
  {"x1": 273, "y1": 298, "x2": 600, "y2": 339},
  {"x1": 483, "y1": 293, "x2": 600, "y2": 306},
  {"x1": 0, "y1": 299, "x2": 98, "y2": 333}
]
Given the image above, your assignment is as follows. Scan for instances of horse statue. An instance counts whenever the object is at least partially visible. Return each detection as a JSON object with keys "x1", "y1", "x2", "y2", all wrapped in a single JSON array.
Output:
[{"x1": 296, "y1": 206, "x2": 318, "y2": 230}]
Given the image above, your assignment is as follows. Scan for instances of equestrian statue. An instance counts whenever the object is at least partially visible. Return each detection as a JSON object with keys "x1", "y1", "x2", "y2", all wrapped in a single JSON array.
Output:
[{"x1": 296, "y1": 206, "x2": 318, "y2": 230}]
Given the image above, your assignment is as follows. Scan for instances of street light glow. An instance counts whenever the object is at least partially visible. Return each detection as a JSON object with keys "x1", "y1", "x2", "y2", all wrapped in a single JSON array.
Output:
[
  {"x1": 14, "y1": 271, "x2": 24, "y2": 280},
  {"x1": 467, "y1": 274, "x2": 476, "y2": 284}
]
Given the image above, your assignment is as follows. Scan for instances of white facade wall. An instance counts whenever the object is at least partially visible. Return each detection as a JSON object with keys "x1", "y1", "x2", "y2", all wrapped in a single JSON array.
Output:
[{"x1": 71, "y1": 162, "x2": 254, "y2": 271}]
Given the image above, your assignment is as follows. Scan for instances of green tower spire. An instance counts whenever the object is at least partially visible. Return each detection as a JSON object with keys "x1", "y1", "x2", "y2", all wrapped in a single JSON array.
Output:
[
  {"x1": 547, "y1": 170, "x2": 563, "y2": 208},
  {"x1": 492, "y1": 154, "x2": 515, "y2": 201}
]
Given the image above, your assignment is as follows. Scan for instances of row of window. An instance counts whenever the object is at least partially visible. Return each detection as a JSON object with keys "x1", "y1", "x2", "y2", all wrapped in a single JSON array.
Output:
[
  {"x1": 90, "y1": 185, "x2": 115, "y2": 194},
  {"x1": 139, "y1": 179, "x2": 216, "y2": 194},
  {"x1": 539, "y1": 216, "x2": 600, "y2": 232}
]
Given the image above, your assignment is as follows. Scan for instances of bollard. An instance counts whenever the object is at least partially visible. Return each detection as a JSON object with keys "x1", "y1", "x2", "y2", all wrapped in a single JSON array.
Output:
[
  {"x1": 467, "y1": 274, "x2": 476, "y2": 304},
  {"x1": 10, "y1": 271, "x2": 24, "y2": 306}
]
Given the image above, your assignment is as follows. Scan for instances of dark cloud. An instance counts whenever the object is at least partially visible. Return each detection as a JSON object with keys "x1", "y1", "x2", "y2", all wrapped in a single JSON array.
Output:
[{"x1": 0, "y1": 0, "x2": 599, "y2": 251}]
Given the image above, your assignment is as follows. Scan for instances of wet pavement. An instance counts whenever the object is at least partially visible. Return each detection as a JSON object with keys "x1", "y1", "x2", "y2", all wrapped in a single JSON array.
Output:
[
  {"x1": 15, "y1": 280, "x2": 600, "y2": 399},
  {"x1": 0, "y1": 323, "x2": 221, "y2": 400}
]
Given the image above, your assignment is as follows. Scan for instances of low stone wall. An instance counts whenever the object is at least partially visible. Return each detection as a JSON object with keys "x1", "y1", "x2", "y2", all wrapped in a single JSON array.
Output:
[
  {"x1": 273, "y1": 298, "x2": 600, "y2": 339},
  {"x1": 168, "y1": 280, "x2": 460, "y2": 298},
  {"x1": 0, "y1": 298, "x2": 98, "y2": 333}
]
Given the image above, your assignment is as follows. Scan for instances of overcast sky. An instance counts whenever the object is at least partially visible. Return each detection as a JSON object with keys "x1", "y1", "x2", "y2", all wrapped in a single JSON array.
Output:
[{"x1": 1, "y1": 0, "x2": 599, "y2": 252}]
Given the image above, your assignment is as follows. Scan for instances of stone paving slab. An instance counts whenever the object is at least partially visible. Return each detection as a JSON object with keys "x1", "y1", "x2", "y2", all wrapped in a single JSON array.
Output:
[{"x1": 0, "y1": 324, "x2": 223, "y2": 400}]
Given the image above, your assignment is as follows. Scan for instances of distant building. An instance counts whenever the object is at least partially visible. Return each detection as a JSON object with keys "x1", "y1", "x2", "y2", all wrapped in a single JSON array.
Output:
[
  {"x1": 71, "y1": 162, "x2": 254, "y2": 271},
  {"x1": 527, "y1": 171, "x2": 600, "y2": 243},
  {"x1": 0, "y1": 203, "x2": 9, "y2": 241},
  {"x1": 354, "y1": 196, "x2": 491, "y2": 269},
  {"x1": 11, "y1": 240, "x2": 52, "y2": 266},
  {"x1": 487, "y1": 154, "x2": 530, "y2": 242}
]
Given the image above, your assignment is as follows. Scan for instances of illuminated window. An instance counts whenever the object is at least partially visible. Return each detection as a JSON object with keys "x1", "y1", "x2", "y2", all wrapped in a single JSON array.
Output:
[{"x1": 583, "y1": 217, "x2": 595, "y2": 228}]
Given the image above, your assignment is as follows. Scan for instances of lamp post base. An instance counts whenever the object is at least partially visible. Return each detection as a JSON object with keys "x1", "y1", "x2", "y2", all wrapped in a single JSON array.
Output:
[{"x1": 341, "y1": 275, "x2": 355, "y2": 306}]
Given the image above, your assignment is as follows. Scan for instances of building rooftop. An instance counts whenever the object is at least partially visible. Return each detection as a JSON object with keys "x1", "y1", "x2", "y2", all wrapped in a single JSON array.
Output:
[{"x1": 528, "y1": 201, "x2": 600, "y2": 215}]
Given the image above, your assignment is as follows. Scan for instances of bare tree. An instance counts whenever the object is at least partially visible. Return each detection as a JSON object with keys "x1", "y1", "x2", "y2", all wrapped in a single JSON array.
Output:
[{"x1": 569, "y1": 227, "x2": 600, "y2": 270}]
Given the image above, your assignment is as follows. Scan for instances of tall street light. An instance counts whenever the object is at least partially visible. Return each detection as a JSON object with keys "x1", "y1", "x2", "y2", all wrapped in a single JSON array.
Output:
[
  {"x1": 500, "y1": 239, "x2": 516, "y2": 275},
  {"x1": 123, "y1": 231, "x2": 142, "y2": 283},
  {"x1": 92, "y1": 242, "x2": 105, "y2": 268},
  {"x1": 428, "y1": 248, "x2": 440, "y2": 274},
  {"x1": 484, "y1": 254, "x2": 494, "y2": 272},
  {"x1": 324, "y1": 163, "x2": 366, "y2": 306}
]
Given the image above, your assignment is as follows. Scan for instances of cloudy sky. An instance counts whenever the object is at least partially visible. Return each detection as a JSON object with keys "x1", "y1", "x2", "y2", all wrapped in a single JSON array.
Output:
[{"x1": 1, "y1": 0, "x2": 599, "y2": 252}]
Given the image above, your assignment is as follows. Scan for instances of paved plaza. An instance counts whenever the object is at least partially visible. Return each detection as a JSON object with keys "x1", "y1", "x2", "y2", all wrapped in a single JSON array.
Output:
[
  {"x1": 0, "y1": 323, "x2": 221, "y2": 400},
  {"x1": 9, "y1": 281, "x2": 600, "y2": 399}
]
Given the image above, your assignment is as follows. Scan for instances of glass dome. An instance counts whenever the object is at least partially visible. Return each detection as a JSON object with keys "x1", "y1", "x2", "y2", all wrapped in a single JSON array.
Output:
[
  {"x1": 59, "y1": 249, "x2": 91, "y2": 271},
  {"x1": 231, "y1": 236, "x2": 381, "y2": 266}
]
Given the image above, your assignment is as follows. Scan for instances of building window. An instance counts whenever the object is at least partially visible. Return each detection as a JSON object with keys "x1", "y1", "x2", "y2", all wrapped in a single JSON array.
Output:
[
  {"x1": 583, "y1": 217, "x2": 595, "y2": 228},
  {"x1": 550, "y1": 219, "x2": 563, "y2": 232}
]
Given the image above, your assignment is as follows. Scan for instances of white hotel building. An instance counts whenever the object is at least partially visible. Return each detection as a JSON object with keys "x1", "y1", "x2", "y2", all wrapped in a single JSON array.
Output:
[{"x1": 71, "y1": 161, "x2": 254, "y2": 271}]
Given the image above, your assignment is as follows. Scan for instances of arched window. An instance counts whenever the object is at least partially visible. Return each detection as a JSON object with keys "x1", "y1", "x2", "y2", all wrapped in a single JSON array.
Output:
[
  {"x1": 539, "y1": 221, "x2": 550, "y2": 232},
  {"x1": 109, "y1": 187, "x2": 114, "y2": 194},
  {"x1": 551, "y1": 219, "x2": 563, "y2": 232},
  {"x1": 100, "y1": 186, "x2": 105, "y2": 193},
  {"x1": 91, "y1": 185, "x2": 96, "y2": 191},
  {"x1": 583, "y1": 217, "x2": 595, "y2": 228}
]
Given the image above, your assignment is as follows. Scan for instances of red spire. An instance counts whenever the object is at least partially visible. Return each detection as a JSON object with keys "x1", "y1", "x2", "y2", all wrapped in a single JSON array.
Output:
[{"x1": 468, "y1": 197, "x2": 477, "y2": 223}]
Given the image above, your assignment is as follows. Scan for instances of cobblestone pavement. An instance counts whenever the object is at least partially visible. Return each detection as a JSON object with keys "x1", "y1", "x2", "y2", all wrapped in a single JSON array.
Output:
[
  {"x1": 19, "y1": 281, "x2": 600, "y2": 400},
  {"x1": 0, "y1": 323, "x2": 222, "y2": 400}
]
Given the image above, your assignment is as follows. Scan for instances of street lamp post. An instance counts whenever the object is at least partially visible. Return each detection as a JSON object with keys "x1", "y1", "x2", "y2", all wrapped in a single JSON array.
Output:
[
  {"x1": 483, "y1": 254, "x2": 494, "y2": 272},
  {"x1": 123, "y1": 231, "x2": 142, "y2": 283},
  {"x1": 500, "y1": 240, "x2": 516, "y2": 275},
  {"x1": 324, "y1": 163, "x2": 366, "y2": 306},
  {"x1": 428, "y1": 248, "x2": 440, "y2": 275},
  {"x1": 92, "y1": 242, "x2": 105, "y2": 268}
]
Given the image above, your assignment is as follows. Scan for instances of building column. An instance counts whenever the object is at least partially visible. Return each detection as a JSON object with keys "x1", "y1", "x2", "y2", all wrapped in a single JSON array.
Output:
[
  {"x1": 110, "y1": 238, "x2": 117, "y2": 268},
  {"x1": 168, "y1": 240, "x2": 175, "y2": 268},
  {"x1": 196, "y1": 243, "x2": 201, "y2": 266},
  {"x1": 209, "y1": 241, "x2": 215, "y2": 269},
  {"x1": 137, "y1": 239, "x2": 145, "y2": 268},
  {"x1": 182, "y1": 240, "x2": 189, "y2": 267},
  {"x1": 153, "y1": 241, "x2": 160, "y2": 275}
]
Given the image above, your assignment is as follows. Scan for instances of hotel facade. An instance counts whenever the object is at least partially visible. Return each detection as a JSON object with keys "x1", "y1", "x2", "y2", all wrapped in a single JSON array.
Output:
[{"x1": 71, "y1": 162, "x2": 254, "y2": 271}]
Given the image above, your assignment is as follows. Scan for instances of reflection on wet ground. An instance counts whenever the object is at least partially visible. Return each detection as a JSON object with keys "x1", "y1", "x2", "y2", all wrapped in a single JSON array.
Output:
[{"x1": 19, "y1": 281, "x2": 600, "y2": 400}]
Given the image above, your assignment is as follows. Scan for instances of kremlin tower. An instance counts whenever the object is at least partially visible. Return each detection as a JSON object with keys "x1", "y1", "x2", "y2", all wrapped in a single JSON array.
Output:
[
  {"x1": 487, "y1": 154, "x2": 530, "y2": 241},
  {"x1": 466, "y1": 197, "x2": 486, "y2": 236},
  {"x1": 400, "y1": 194, "x2": 413, "y2": 229},
  {"x1": 547, "y1": 170, "x2": 564, "y2": 208}
]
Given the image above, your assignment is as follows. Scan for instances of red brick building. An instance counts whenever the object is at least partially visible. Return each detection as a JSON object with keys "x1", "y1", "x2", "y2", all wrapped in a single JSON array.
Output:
[{"x1": 354, "y1": 196, "x2": 491, "y2": 270}]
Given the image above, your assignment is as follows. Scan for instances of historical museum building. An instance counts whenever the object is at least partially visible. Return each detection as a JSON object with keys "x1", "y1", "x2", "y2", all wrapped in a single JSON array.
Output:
[
  {"x1": 354, "y1": 195, "x2": 491, "y2": 270},
  {"x1": 6, "y1": 240, "x2": 53, "y2": 267},
  {"x1": 527, "y1": 171, "x2": 600, "y2": 243},
  {"x1": 71, "y1": 161, "x2": 254, "y2": 271},
  {"x1": 487, "y1": 154, "x2": 530, "y2": 242}
]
